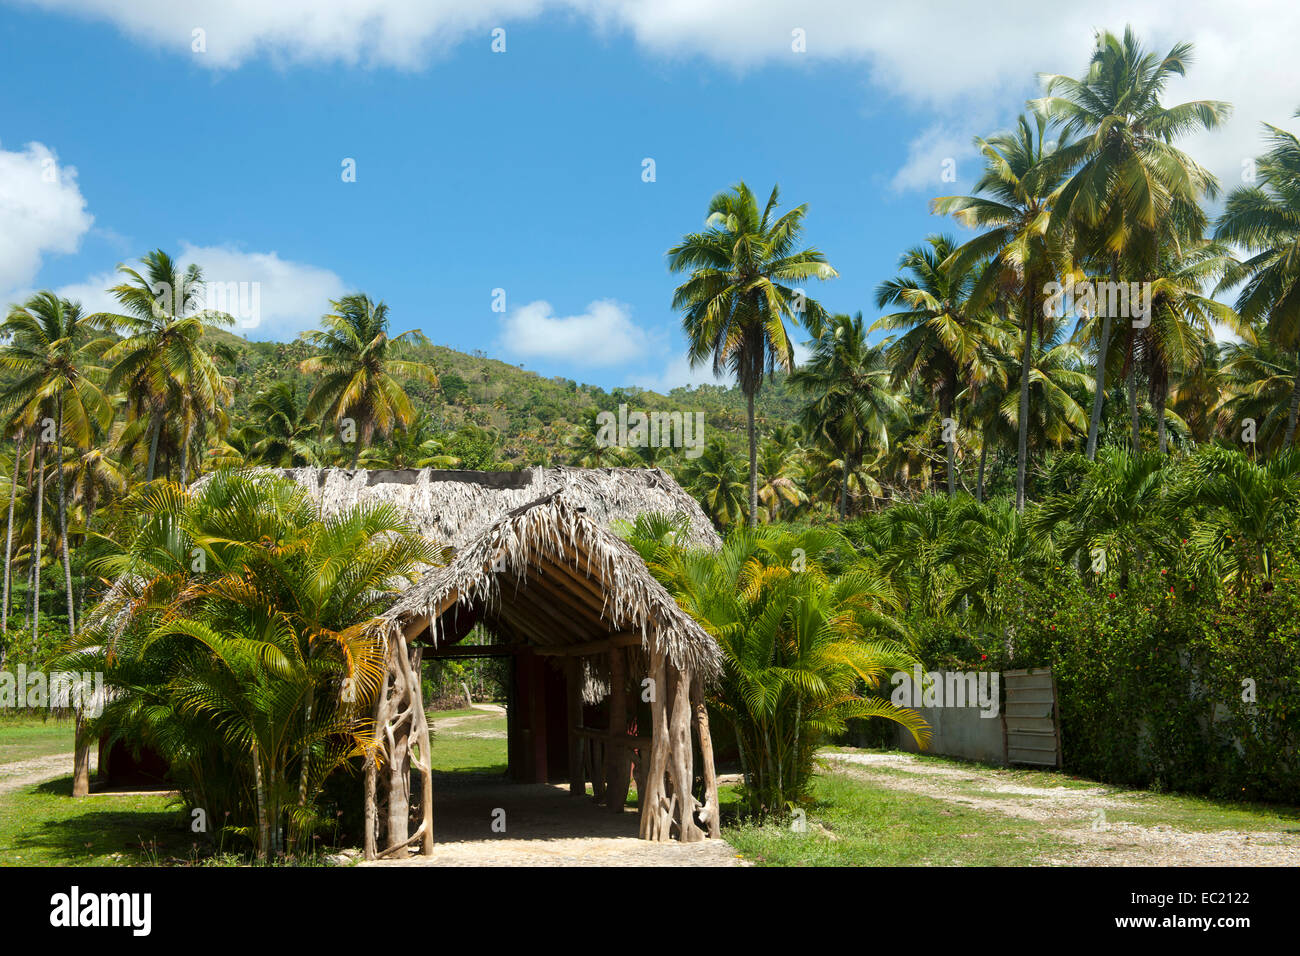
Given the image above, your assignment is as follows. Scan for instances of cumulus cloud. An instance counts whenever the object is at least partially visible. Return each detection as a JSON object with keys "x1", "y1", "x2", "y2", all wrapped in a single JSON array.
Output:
[
  {"x1": 497, "y1": 298, "x2": 660, "y2": 367},
  {"x1": 20, "y1": 0, "x2": 1294, "y2": 197},
  {"x1": 0, "y1": 140, "x2": 93, "y2": 300},
  {"x1": 43, "y1": 244, "x2": 346, "y2": 340}
]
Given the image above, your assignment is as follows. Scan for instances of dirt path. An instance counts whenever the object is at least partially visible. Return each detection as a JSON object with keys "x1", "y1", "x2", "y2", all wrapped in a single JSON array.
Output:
[
  {"x1": 431, "y1": 704, "x2": 507, "y2": 738},
  {"x1": 0, "y1": 752, "x2": 81, "y2": 795},
  {"x1": 821, "y1": 751, "x2": 1300, "y2": 866}
]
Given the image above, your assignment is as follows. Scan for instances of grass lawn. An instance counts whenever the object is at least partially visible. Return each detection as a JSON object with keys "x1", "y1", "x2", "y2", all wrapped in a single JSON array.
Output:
[
  {"x1": 430, "y1": 714, "x2": 508, "y2": 775},
  {"x1": 0, "y1": 716, "x2": 76, "y2": 763},
  {"x1": 720, "y1": 771, "x2": 1076, "y2": 865},
  {"x1": 0, "y1": 776, "x2": 189, "y2": 866}
]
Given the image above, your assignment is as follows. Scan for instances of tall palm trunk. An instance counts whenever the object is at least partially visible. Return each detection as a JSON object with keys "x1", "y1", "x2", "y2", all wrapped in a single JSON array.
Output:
[
  {"x1": 54, "y1": 395, "x2": 75, "y2": 634},
  {"x1": 1086, "y1": 258, "x2": 1121, "y2": 460},
  {"x1": 976, "y1": 434, "x2": 989, "y2": 503},
  {"x1": 146, "y1": 412, "x2": 163, "y2": 481},
  {"x1": 746, "y1": 390, "x2": 758, "y2": 528},
  {"x1": 1285, "y1": 355, "x2": 1300, "y2": 448},
  {"x1": 943, "y1": 394, "x2": 957, "y2": 497},
  {"x1": 1126, "y1": 362, "x2": 1140, "y2": 451},
  {"x1": 1015, "y1": 285, "x2": 1035, "y2": 512},
  {"x1": 2, "y1": 430, "x2": 24, "y2": 642},
  {"x1": 840, "y1": 450, "x2": 849, "y2": 519},
  {"x1": 30, "y1": 443, "x2": 44, "y2": 655},
  {"x1": 1156, "y1": 389, "x2": 1168, "y2": 455}
]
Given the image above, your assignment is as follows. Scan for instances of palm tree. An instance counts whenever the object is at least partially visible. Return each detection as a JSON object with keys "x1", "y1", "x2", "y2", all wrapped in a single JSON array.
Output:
[
  {"x1": 1215, "y1": 110, "x2": 1300, "y2": 447},
  {"x1": 1169, "y1": 445, "x2": 1300, "y2": 587},
  {"x1": 669, "y1": 182, "x2": 837, "y2": 527},
  {"x1": 1034, "y1": 27, "x2": 1229, "y2": 458},
  {"x1": 755, "y1": 437, "x2": 807, "y2": 522},
  {"x1": 791, "y1": 313, "x2": 899, "y2": 517},
  {"x1": 65, "y1": 471, "x2": 441, "y2": 855},
  {"x1": 629, "y1": 525, "x2": 927, "y2": 817},
  {"x1": 875, "y1": 236, "x2": 996, "y2": 498},
  {"x1": 933, "y1": 112, "x2": 1071, "y2": 509},
  {"x1": 245, "y1": 382, "x2": 321, "y2": 466},
  {"x1": 679, "y1": 437, "x2": 748, "y2": 528},
  {"x1": 94, "y1": 250, "x2": 233, "y2": 482},
  {"x1": 1216, "y1": 337, "x2": 1300, "y2": 452},
  {"x1": 300, "y1": 294, "x2": 438, "y2": 467},
  {"x1": 0, "y1": 292, "x2": 111, "y2": 640}
]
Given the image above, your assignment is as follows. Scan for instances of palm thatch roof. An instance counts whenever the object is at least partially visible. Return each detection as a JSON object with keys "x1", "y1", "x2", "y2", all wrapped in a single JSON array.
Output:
[
  {"x1": 378, "y1": 490, "x2": 724, "y2": 683},
  {"x1": 262, "y1": 466, "x2": 721, "y2": 551}
]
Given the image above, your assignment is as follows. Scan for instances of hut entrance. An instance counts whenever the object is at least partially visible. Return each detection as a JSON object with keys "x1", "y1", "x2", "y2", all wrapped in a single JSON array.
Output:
[{"x1": 360, "y1": 493, "x2": 725, "y2": 861}]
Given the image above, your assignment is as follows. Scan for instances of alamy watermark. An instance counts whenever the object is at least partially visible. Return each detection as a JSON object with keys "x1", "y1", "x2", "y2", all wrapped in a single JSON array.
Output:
[
  {"x1": 1, "y1": 666, "x2": 105, "y2": 716},
  {"x1": 1043, "y1": 279, "x2": 1152, "y2": 328},
  {"x1": 595, "y1": 403, "x2": 705, "y2": 460},
  {"x1": 890, "y1": 667, "x2": 1000, "y2": 718}
]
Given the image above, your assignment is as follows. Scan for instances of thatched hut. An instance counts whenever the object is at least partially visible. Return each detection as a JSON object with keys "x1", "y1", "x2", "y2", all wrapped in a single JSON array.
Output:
[{"x1": 266, "y1": 466, "x2": 726, "y2": 859}]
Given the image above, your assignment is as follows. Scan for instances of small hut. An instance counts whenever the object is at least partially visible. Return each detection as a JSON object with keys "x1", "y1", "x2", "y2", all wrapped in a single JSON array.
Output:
[{"x1": 268, "y1": 467, "x2": 726, "y2": 859}]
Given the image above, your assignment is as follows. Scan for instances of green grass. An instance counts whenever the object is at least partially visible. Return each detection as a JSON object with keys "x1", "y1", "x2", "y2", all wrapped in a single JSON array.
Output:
[
  {"x1": 721, "y1": 772, "x2": 1076, "y2": 866},
  {"x1": 0, "y1": 716, "x2": 76, "y2": 763},
  {"x1": 430, "y1": 716, "x2": 507, "y2": 775},
  {"x1": 0, "y1": 776, "x2": 189, "y2": 866}
]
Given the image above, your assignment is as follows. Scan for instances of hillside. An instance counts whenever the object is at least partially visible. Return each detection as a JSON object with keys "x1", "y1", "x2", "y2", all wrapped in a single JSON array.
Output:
[{"x1": 211, "y1": 329, "x2": 803, "y2": 468}]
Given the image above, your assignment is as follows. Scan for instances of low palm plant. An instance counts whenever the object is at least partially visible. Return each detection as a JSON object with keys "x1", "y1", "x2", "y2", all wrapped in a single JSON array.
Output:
[
  {"x1": 61, "y1": 470, "x2": 441, "y2": 858},
  {"x1": 624, "y1": 521, "x2": 928, "y2": 818}
]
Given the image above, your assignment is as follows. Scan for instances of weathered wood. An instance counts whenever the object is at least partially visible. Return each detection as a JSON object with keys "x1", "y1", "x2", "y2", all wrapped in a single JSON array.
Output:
[
  {"x1": 534, "y1": 633, "x2": 643, "y2": 657},
  {"x1": 639, "y1": 648, "x2": 671, "y2": 840},
  {"x1": 690, "y1": 672, "x2": 721, "y2": 839},
  {"x1": 565, "y1": 659, "x2": 584, "y2": 797},
  {"x1": 363, "y1": 635, "x2": 393, "y2": 861},
  {"x1": 605, "y1": 646, "x2": 631, "y2": 813},
  {"x1": 667, "y1": 663, "x2": 704, "y2": 842}
]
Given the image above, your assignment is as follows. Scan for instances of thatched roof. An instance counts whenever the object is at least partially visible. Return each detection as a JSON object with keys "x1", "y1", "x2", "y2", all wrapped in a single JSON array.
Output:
[
  {"x1": 258, "y1": 466, "x2": 721, "y2": 551},
  {"x1": 378, "y1": 491, "x2": 724, "y2": 682}
]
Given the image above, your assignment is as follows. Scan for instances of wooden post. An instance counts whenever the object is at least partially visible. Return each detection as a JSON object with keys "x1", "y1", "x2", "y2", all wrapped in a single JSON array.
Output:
[
  {"x1": 639, "y1": 648, "x2": 671, "y2": 841},
  {"x1": 605, "y1": 646, "x2": 631, "y2": 812},
  {"x1": 667, "y1": 663, "x2": 704, "y2": 842},
  {"x1": 690, "y1": 672, "x2": 721, "y2": 839},
  {"x1": 363, "y1": 638, "x2": 393, "y2": 861},
  {"x1": 71, "y1": 707, "x2": 90, "y2": 797},
  {"x1": 565, "y1": 659, "x2": 584, "y2": 797}
]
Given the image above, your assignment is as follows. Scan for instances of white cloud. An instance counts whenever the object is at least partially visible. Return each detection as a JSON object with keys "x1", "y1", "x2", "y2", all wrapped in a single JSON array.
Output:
[
  {"x1": 176, "y1": 242, "x2": 348, "y2": 339},
  {"x1": 0, "y1": 141, "x2": 93, "y2": 301},
  {"x1": 498, "y1": 298, "x2": 658, "y2": 367},
  {"x1": 18, "y1": 1, "x2": 1298, "y2": 197},
  {"x1": 44, "y1": 244, "x2": 347, "y2": 340},
  {"x1": 889, "y1": 123, "x2": 980, "y2": 195},
  {"x1": 631, "y1": 353, "x2": 729, "y2": 393}
]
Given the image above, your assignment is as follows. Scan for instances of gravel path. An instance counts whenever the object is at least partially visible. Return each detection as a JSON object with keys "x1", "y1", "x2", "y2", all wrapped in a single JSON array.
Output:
[
  {"x1": 0, "y1": 752, "x2": 95, "y2": 795},
  {"x1": 822, "y1": 751, "x2": 1300, "y2": 866}
]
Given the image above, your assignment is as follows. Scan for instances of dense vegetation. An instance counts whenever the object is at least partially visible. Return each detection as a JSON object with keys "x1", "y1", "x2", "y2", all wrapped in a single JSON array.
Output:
[{"x1": 1, "y1": 24, "x2": 1298, "y2": 853}]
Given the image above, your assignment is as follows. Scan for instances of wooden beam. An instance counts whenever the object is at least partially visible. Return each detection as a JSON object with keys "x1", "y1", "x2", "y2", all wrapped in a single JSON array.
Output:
[
  {"x1": 533, "y1": 633, "x2": 643, "y2": 657},
  {"x1": 424, "y1": 643, "x2": 520, "y2": 659}
]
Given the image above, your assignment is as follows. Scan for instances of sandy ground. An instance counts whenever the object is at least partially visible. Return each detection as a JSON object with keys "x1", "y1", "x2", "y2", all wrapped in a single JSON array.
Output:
[
  {"x1": 821, "y1": 751, "x2": 1300, "y2": 866},
  {"x1": 361, "y1": 705, "x2": 743, "y2": 867}
]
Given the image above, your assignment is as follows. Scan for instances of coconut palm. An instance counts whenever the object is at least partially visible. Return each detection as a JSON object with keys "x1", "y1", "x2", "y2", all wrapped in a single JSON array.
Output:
[
  {"x1": 933, "y1": 112, "x2": 1072, "y2": 509},
  {"x1": 95, "y1": 250, "x2": 234, "y2": 482},
  {"x1": 300, "y1": 294, "x2": 439, "y2": 468},
  {"x1": 791, "y1": 312, "x2": 899, "y2": 518},
  {"x1": 875, "y1": 236, "x2": 997, "y2": 498},
  {"x1": 0, "y1": 292, "x2": 111, "y2": 640},
  {"x1": 1216, "y1": 337, "x2": 1300, "y2": 452},
  {"x1": 244, "y1": 382, "x2": 321, "y2": 467},
  {"x1": 669, "y1": 182, "x2": 838, "y2": 527},
  {"x1": 1215, "y1": 111, "x2": 1300, "y2": 447},
  {"x1": 679, "y1": 437, "x2": 748, "y2": 528},
  {"x1": 1034, "y1": 27, "x2": 1229, "y2": 458}
]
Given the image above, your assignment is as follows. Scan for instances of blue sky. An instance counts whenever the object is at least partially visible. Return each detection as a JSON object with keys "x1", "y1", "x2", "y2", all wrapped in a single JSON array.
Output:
[{"x1": 1, "y1": 1, "x2": 1294, "y2": 391}]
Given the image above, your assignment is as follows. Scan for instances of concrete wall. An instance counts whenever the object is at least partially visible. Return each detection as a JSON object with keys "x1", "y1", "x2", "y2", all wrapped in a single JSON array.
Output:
[{"x1": 897, "y1": 701, "x2": 1007, "y2": 765}]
